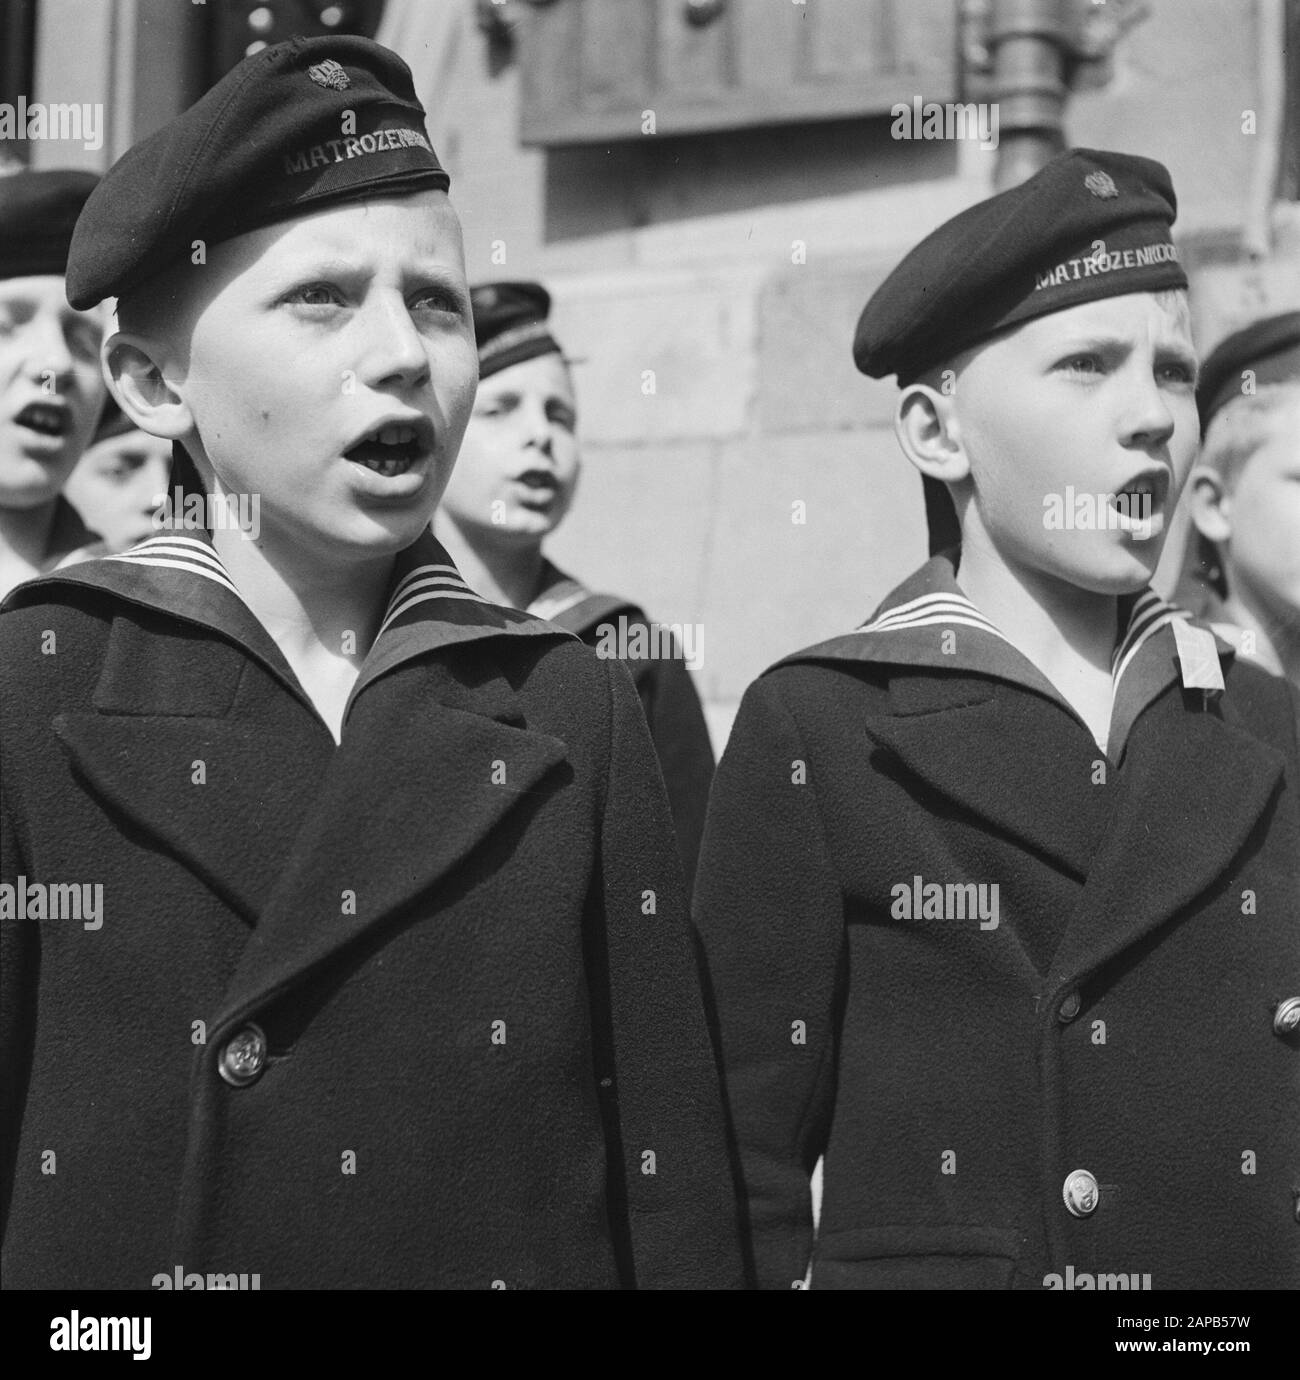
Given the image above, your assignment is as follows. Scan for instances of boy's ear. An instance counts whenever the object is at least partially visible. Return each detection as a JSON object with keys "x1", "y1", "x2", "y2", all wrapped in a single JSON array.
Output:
[
  {"x1": 1187, "y1": 464, "x2": 1233, "y2": 544},
  {"x1": 893, "y1": 382, "x2": 971, "y2": 486},
  {"x1": 102, "y1": 331, "x2": 194, "y2": 441}
]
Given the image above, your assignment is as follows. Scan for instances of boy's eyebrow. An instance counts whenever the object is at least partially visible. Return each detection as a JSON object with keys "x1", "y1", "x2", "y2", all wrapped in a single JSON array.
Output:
[
  {"x1": 1049, "y1": 333, "x2": 1199, "y2": 369},
  {"x1": 270, "y1": 258, "x2": 467, "y2": 286}
]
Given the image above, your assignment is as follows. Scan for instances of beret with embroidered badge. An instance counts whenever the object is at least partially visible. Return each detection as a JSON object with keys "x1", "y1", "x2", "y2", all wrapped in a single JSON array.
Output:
[
  {"x1": 66, "y1": 34, "x2": 450, "y2": 310},
  {"x1": 0, "y1": 168, "x2": 99, "y2": 280},
  {"x1": 1196, "y1": 309, "x2": 1300, "y2": 433},
  {"x1": 471, "y1": 281, "x2": 562, "y2": 380},
  {"x1": 853, "y1": 148, "x2": 1189, "y2": 385}
]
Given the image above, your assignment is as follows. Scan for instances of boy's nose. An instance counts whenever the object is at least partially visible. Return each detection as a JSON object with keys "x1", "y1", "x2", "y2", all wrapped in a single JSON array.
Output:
[
  {"x1": 357, "y1": 295, "x2": 430, "y2": 390},
  {"x1": 520, "y1": 398, "x2": 555, "y2": 454},
  {"x1": 1119, "y1": 370, "x2": 1177, "y2": 450},
  {"x1": 24, "y1": 313, "x2": 78, "y2": 387}
]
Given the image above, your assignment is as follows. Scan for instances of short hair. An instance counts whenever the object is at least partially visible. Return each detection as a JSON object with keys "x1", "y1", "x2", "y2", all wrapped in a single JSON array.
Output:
[
  {"x1": 113, "y1": 265, "x2": 194, "y2": 349},
  {"x1": 1154, "y1": 285, "x2": 1192, "y2": 336},
  {"x1": 1198, "y1": 383, "x2": 1300, "y2": 490}
]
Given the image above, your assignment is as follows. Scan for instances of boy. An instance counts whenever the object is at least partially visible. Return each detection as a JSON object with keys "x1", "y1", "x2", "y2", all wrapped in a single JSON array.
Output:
[
  {"x1": 64, "y1": 395, "x2": 172, "y2": 553},
  {"x1": 436, "y1": 281, "x2": 715, "y2": 896},
  {"x1": 0, "y1": 169, "x2": 105, "y2": 598},
  {"x1": 1180, "y1": 310, "x2": 1300, "y2": 685},
  {"x1": 693, "y1": 150, "x2": 1300, "y2": 1290},
  {"x1": 0, "y1": 36, "x2": 741, "y2": 1290}
]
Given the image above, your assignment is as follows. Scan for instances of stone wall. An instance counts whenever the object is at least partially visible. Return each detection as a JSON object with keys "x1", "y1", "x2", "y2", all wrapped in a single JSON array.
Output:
[
  {"x1": 395, "y1": 0, "x2": 1296, "y2": 747},
  {"x1": 29, "y1": 0, "x2": 1292, "y2": 748}
]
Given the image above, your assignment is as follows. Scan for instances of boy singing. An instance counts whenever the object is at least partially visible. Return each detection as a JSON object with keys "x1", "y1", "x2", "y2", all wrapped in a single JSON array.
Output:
[
  {"x1": 0, "y1": 170, "x2": 105, "y2": 599},
  {"x1": 1, "y1": 37, "x2": 740, "y2": 1290},
  {"x1": 694, "y1": 150, "x2": 1299, "y2": 1291}
]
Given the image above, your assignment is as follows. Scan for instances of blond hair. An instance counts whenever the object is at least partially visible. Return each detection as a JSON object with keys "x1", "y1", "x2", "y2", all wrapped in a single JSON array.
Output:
[{"x1": 1199, "y1": 383, "x2": 1300, "y2": 489}]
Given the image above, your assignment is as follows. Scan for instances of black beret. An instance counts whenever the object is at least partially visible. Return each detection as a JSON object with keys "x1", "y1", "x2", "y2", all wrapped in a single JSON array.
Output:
[
  {"x1": 854, "y1": 148, "x2": 1188, "y2": 384},
  {"x1": 1196, "y1": 309, "x2": 1300, "y2": 433},
  {"x1": 67, "y1": 35, "x2": 449, "y2": 310},
  {"x1": 0, "y1": 169, "x2": 99, "y2": 280},
  {"x1": 471, "y1": 281, "x2": 562, "y2": 379}
]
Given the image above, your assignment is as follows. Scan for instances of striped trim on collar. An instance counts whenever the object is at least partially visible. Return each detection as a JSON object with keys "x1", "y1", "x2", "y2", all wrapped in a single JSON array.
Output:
[
  {"x1": 527, "y1": 560, "x2": 591, "y2": 623},
  {"x1": 1111, "y1": 588, "x2": 1191, "y2": 685},
  {"x1": 858, "y1": 582, "x2": 1195, "y2": 691},
  {"x1": 107, "y1": 536, "x2": 495, "y2": 635},
  {"x1": 106, "y1": 534, "x2": 245, "y2": 600},
  {"x1": 776, "y1": 552, "x2": 1233, "y2": 759},
  {"x1": 858, "y1": 591, "x2": 1015, "y2": 646},
  {"x1": 379, "y1": 561, "x2": 489, "y2": 635},
  {"x1": 526, "y1": 559, "x2": 641, "y2": 636},
  {"x1": 529, "y1": 584, "x2": 591, "y2": 623},
  {"x1": 4, "y1": 529, "x2": 573, "y2": 722}
]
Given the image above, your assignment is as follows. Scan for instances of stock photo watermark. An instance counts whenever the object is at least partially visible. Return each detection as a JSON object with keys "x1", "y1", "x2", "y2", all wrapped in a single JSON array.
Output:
[
  {"x1": 595, "y1": 615, "x2": 704, "y2": 671},
  {"x1": 1042, "y1": 485, "x2": 1156, "y2": 540},
  {"x1": 0, "y1": 98, "x2": 103, "y2": 152},
  {"x1": 891, "y1": 96, "x2": 999, "y2": 151},
  {"x1": 152, "y1": 488, "x2": 262, "y2": 539},
  {"x1": 0, "y1": 877, "x2": 102, "y2": 930}
]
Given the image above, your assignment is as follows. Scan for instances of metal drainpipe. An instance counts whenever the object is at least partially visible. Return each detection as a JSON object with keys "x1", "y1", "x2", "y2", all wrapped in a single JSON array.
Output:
[{"x1": 989, "y1": 0, "x2": 1070, "y2": 190}]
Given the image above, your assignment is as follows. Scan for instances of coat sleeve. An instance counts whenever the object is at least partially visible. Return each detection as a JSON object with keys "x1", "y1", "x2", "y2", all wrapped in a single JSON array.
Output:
[
  {"x1": 631, "y1": 649, "x2": 715, "y2": 904},
  {"x1": 0, "y1": 674, "x2": 37, "y2": 1246},
  {"x1": 691, "y1": 670, "x2": 845, "y2": 1290},
  {"x1": 589, "y1": 654, "x2": 746, "y2": 1289}
]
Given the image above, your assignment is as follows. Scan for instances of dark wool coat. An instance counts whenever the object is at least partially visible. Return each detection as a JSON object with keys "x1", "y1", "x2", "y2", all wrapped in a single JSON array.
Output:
[
  {"x1": 0, "y1": 531, "x2": 743, "y2": 1290},
  {"x1": 693, "y1": 553, "x2": 1300, "y2": 1291},
  {"x1": 529, "y1": 561, "x2": 715, "y2": 899}
]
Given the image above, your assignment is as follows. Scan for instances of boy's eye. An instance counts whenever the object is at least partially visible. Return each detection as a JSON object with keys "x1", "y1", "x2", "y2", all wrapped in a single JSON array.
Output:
[
  {"x1": 475, "y1": 393, "x2": 519, "y2": 418},
  {"x1": 1157, "y1": 361, "x2": 1196, "y2": 386},
  {"x1": 410, "y1": 286, "x2": 466, "y2": 316},
  {"x1": 1059, "y1": 354, "x2": 1103, "y2": 376},
  {"x1": 0, "y1": 301, "x2": 33, "y2": 335},
  {"x1": 285, "y1": 283, "x2": 342, "y2": 308}
]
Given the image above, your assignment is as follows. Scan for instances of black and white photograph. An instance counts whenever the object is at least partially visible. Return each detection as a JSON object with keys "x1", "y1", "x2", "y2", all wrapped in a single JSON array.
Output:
[{"x1": 1, "y1": 0, "x2": 1297, "y2": 1357}]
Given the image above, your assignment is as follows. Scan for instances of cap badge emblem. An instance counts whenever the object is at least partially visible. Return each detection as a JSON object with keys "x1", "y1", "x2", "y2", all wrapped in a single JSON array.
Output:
[
  {"x1": 1084, "y1": 170, "x2": 1119, "y2": 200},
  {"x1": 307, "y1": 59, "x2": 351, "y2": 91}
]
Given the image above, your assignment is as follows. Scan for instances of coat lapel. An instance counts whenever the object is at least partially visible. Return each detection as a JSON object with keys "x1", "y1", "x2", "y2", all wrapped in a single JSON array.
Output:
[
  {"x1": 858, "y1": 673, "x2": 1113, "y2": 881},
  {"x1": 24, "y1": 530, "x2": 575, "y2": 962},
  {"x1": 211, "y1": 669, "x2": 570, "y2": 1029},
  {"x1": 1047, "y1": 687, "x2": 1286, "y2": 989},
  {"x1": 52, "y1": 712, "x2": 325, "y2": 924},
  {"x1": 791, "y1": 554, "x2": 1274, "y2": 985},
  {"x1": 39, "y1": 548, "x2": 325, "y2": 924},
  {"x1": 172, "y1": 528, "x2": 577, "y2": 1027}
]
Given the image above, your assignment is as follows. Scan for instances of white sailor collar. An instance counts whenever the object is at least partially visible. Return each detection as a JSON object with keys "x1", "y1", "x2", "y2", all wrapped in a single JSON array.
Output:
[
  {"x1": 779, "y1": 550, "x2": 1233, "y2": 759},
  {"x1": 4, "y1": 527, "x2": 571, "y2": 693},
  {"x1": 527, "y1": 557, "x2": 641, "y2": 636}
]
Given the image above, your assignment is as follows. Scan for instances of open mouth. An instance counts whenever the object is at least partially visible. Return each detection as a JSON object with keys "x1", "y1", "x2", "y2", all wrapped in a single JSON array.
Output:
[
  {"x1": 343, "y1": 419, "x2": 432, "y2": 477},
  {"x1": 15, "y1": 402, "x2": 71, "y2": 438},
  {"x1": 515, "y1": 469, "x2": 558, "y2": 492},
  {"x1": 1110, "y1": 469, "x2": 1167, "y2": 515}
]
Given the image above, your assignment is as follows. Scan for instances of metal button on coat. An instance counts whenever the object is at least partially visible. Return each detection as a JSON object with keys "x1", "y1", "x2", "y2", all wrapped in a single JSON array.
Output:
[
  {"x1": 1272, "y1": 997, "x2": 1300, "y2": 1036},
  {"x1": 218, "y1": 1024, "x2": 267, "y2": 1087},
  {"x1": 1063, "y1": 1168, "x2": 1100, "y2": 1217},
  {"x1": 1058, "y1": 992, "x2": 1082, "y2": 1022}
]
